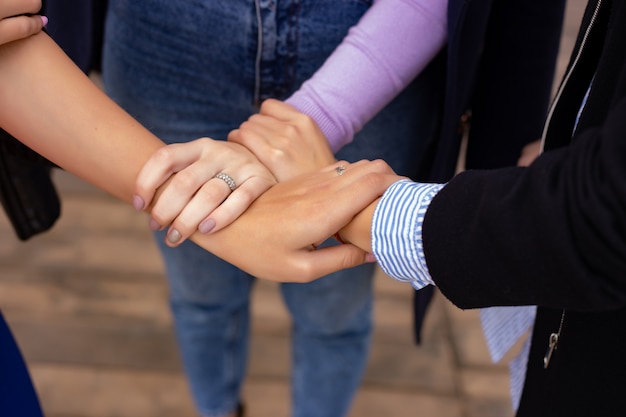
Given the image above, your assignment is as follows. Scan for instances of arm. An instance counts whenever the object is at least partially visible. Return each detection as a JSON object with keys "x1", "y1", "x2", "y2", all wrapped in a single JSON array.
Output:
[
  {"x1": 285, "y1": 0, "x2": 447, "y2": 152},
  {"x1": 0, "y1": 31, "x2": 378, "y2": 280},
  {"x1": 425, "y1": 99, "x2": 626, "y2": 311},
  {"x1": 0, "y1": 33, "x2": 275, "y2": 240},
  {"x1": 345, "y1": 100, "x2": 626, "y2": 312},
  {"x1": 228, "y1": 0, "x2": 447, "y2": 178},
  {"x1": 0, "y1": 32, "x2": 161, "y2": 202}
]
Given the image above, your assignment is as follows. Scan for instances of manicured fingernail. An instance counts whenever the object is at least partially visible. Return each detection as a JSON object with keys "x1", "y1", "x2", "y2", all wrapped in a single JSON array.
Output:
[
  {"x1": 167, "y1": 229, "x2": 182, "y2": 244},
  {"x1": 149, "y1": 217, "x2": 161, "y2": 231},
  {"x1": 198, "y1": 218, "x2": 216, "y2": 234},
  {"x1": 132, "y1": 194, "x2": 145, "y2": 211},
  {"x1": 365, "y1": 253, "x2": 377, "y2": 263},
  {"x1": 41, "y1": 16, "x2": 48, "y2": 27}
]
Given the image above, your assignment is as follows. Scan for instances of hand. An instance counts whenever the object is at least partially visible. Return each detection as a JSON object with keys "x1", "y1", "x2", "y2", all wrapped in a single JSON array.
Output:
[
  {"x1": 134, "y1": 137, "x2": 277, "y2": 246},
  {"x1": 0, "y1": 0, "x2": 45, "y2": 46},
  {"x1": 228, "y1": 99, "x2": 336, "y2": 182},
  {"x1": 201, "y1": 160, "x2": 402, "y2": 282},
  {"x1": 518, "y1": 139, "x2": 542, "y2": 166}
]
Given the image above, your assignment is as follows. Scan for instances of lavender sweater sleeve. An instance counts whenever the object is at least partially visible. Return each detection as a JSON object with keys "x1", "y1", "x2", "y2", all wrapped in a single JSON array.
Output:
[{"x1": 285, "y1": 0, "x2": 447, "y2": 152}]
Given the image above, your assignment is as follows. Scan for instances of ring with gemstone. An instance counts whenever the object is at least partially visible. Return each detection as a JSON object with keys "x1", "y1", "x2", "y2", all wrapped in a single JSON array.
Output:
[
  {"x1": 336, "y1": 165, "x2": 346, "y2": 176},
  {"x1": 214, "y1": 172, "x2": 237, "y2": 191}
]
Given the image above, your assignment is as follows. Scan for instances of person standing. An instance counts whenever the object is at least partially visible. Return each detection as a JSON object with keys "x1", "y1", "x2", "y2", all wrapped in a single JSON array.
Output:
[{"x1": 101, "y1": 1, "x2": 445, "y2": 416}]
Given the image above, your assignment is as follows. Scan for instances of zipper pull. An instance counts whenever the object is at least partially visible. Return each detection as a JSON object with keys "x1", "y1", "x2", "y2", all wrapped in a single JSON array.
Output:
[{"x1": 543, "y1": 332, "x2": 559, "y2": 368}]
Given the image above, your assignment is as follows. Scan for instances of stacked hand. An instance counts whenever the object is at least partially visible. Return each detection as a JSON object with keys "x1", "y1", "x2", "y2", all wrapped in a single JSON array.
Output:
[
  {"x1": 134, "y1": 138, "x2": 276, "y2": 246},
  {"x1": 199, "y1": 160, "x2": 402, "y2": 282},
  {"x1": 228, "y1": 99, "x2": 336, "y2": 181},
  {"x1": 0, "y1": 1, "x2": 46, "y2": 46},
  {"x1": 136, "y1": 99, "x2": 339, "y2": 247},
  {"x1": 134, "y1": 99, "x2": 401, "y2": 281}
]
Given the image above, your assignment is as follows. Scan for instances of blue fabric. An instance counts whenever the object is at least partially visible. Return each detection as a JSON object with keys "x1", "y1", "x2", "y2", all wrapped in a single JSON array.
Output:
[
  {"x1": 102, "y1": 1, "x2": 442, "y2": 416},
  {"x1": 0, "y1": 312, "x2": 44, "y2": 417}
]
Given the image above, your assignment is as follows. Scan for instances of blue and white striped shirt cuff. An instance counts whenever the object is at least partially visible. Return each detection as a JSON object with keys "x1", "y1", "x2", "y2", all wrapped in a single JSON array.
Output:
[{"x1": 371, "y1": 179, "x2": 444, "y2": 290}]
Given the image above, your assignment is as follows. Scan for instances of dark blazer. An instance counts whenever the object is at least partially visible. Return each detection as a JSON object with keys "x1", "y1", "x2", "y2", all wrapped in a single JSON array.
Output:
[
  {"x1": 425, "y1": 0, "x2": 626, "y2": 414},
  {"x1": 42, "y1": 0, "x2": 108, "y2": 73},
  {"x1": 412, "y1": 0, "x2": 566, "y2": 339}
]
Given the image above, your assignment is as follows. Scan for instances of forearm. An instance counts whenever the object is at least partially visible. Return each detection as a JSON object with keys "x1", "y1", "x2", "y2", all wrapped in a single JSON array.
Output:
[
  {"x1": 286, "y1": 0, "x2": 447, "y2": 151},
  {"x1": 0, "y1": 32, "x2": 164, "y2": 203},
  {"x1": 0, "y1": 32, "x2": 276, "y2": 266},
  {"x1": 339, "y1": 199, "x2": 377, "y2": 253}
]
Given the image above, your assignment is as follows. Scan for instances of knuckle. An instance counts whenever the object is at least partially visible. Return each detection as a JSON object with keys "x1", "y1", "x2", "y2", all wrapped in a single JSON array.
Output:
[
  {"x1": 292, "y1": 262, "x2": 317, "y2": 282},
  {"x1": 171, "y1": 169, "x2": 198, "y2": 190},
  {"x1": 13, "y1": 18, "x2": 35, "y2": 37},
  {"x1": 372, "y1": 158, "x2": 392, "y2": 171},
  {"x1": 234, "y1": 184, "x2": 256, "y2": 201},
  {"x1": 149, "y1": 208, "x2": 170, "y2": 226},
  {"x1": 199, "y1": 187, "x2": 224, "y2": 205},
  {"x1": 172, "y1": 218, "x2": 194, "y2": 236},
  {"x1": 281, "y1": 123, "x2": 298, "y2": 138},
  {"x1": 295, "y1": 113, "x2": 316, "y2": 130},
  {"x1": 259, "y1": 99, "x2": 277, "y2": 112},
  {"x1": 151, "y1": 146, "x2": 176, "y2": 166},
  {"x1": 267, "y1": 148, "x2": 288, "y2": 166},
  {"x1": 237, "y1": 126, "x2": 256, "y2": 145}
]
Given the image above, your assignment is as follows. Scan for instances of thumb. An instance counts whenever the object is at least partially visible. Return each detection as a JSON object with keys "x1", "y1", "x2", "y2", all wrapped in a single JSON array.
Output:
[{"x1": 300, "y1": 244, "x2": 374, "y2": 282}]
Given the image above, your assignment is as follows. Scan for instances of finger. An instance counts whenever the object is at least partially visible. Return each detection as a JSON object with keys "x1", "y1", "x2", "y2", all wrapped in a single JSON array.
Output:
[
  {"x1": 0, "y1": 14, "x2": 45, "y2": 45},
  {"x1": 162, "y1": 186, "x2": 234, "y2": 248},
  {"x1": 333, "y1": 159, "x2": 397, "y2": 178},
  {"x1": 245, "y1": 113, "x2": 310, "y2": 147},
  {"x1": 229, "y1": 120, "x2": 281, "y2": 164},
  {"x1": 259, "y1": 100, "x2": 324, "y2": 143},
  {"x1": 203, "y1": 175, "x2": 275, "y2": 233},
  {"x1": 319, "y1": 160, "x2": 365, "y2": 176},
  {"x1": 258, "y1": 98, "x2": 301, "y2": 121},
  {"x1": 135, "y1": 142, "x2": 208, "y2": 209},
  {"x1": 274, "y1": 244, "x2": 372, "y2": 283},
  {"x1": 240, "y1": 116, "x2": 282, "y2": 143},
  {"x1": 0, "y1": 0, "x2": 42, "y2": 19},
  {"x1": 151, "y1": 172, "x2": 232, "y2": 232}
]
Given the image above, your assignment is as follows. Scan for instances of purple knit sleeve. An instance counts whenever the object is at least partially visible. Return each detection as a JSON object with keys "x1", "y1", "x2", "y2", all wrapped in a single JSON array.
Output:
[{"x1": 285, "y1": 0, "x2": 447, "y2": 152}]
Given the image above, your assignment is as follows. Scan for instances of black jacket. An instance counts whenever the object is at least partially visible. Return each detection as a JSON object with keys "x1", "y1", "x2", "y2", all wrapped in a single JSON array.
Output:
[
  {"x1": 412, "y1": 0, "x2": 566, "y2": 339},
  {"x1": 425, "y1": 0, "x2": 626, "y2": 414}
]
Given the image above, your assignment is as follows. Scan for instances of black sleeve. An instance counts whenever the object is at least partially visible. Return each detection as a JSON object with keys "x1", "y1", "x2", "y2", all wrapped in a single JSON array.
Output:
[{"x1": 423, "y1": 97, "x2": 626, "y2": 312}]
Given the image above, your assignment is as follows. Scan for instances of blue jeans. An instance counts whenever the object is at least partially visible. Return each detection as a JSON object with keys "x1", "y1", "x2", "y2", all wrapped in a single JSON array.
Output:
[{"x1": 103, "y1": 1, "x2": 437, "y2": 416}]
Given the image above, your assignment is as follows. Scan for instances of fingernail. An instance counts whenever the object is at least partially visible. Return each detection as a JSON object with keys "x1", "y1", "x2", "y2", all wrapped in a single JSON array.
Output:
[
  {"x1": 365, "y1": 253, "x2": 377, "y2": 263},
  {"x1": 198, "y1": 218, "x2": 216, "y2": 234},
  {"x1": 132, "y1": 194, "x2": 145, "y2": 211},
  {"x1": 167, "y1": 229, "x2": 182, "y2": 244},
  {"x1": 149, "y1": 217, "x2": 161, "y2": 231},
  {"x1": 41, "y1": 16, "x2": 48, "y2": 27}
]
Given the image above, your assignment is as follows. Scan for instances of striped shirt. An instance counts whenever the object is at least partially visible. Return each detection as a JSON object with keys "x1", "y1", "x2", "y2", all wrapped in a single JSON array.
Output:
[
  {"x1": 371, "y1": 178, "x2": 529, "y2": 411},
  {"x1": 371, "y1": 179, "x2": 443, "y2": 286}
]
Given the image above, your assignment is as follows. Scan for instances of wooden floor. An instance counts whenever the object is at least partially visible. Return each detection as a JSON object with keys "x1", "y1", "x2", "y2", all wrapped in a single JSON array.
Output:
[{"x1": 0, "y1": 2, "x2": 584, "y2": 416}]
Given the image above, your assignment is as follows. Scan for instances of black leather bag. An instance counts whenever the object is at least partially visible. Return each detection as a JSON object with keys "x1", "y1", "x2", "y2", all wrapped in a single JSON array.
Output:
[{"x1": 0, "y1": 128, "x2": 60, "y2": 240}]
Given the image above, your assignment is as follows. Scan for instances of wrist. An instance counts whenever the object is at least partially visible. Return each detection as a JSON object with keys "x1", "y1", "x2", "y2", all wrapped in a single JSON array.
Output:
[{"x1": 338, "y1": 198, "x2": 379, "y2": 252}]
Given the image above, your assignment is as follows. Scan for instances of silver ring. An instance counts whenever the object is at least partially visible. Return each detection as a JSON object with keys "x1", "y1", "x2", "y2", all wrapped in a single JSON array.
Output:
[
  {"x1": 336, "y1": 165, "x2": 346, "y2": 176},
  {"x1": 214, "y1": 172, "x2": 237, "y2": 191}
]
